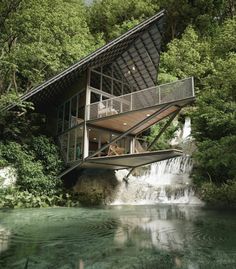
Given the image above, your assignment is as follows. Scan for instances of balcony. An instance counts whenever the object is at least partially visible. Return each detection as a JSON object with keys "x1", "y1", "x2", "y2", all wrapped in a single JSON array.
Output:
[{"x1": 86, "y1": 77, "x2": 194, "y2": 121}]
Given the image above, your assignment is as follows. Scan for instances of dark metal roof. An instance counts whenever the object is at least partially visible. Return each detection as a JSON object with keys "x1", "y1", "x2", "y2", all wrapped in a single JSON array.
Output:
[{"x1": 4, "y1": 10, "x2": 165, "y2": 111}]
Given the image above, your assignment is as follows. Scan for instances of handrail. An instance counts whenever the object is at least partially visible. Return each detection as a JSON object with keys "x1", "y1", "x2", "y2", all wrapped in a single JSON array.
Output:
[{"x1": 86, "y1": 77, "x2": 194, "y2": 121}]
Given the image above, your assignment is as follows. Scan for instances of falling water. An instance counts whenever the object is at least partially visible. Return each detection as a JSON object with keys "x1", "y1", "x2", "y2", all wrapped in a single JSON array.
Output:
[{"x1": 111, "y1": 117, "x2": 203, "y2": 205}]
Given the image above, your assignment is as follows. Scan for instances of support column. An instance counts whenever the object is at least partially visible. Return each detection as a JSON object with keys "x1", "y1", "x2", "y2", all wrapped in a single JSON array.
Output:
[{"x1": 83, "y1": 69, "x2": 91, "y2": 159}]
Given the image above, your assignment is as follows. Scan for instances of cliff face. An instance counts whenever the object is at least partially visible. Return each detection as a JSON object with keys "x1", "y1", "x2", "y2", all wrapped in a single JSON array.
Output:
[{"x1": 73, "y1": 169, "x2": 120, "y2": 205}]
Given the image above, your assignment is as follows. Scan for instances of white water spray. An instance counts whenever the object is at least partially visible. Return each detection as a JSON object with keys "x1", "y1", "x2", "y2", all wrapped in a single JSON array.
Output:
[{"x1": 111, "y1": 117, "x2": 203, "y2": 205}]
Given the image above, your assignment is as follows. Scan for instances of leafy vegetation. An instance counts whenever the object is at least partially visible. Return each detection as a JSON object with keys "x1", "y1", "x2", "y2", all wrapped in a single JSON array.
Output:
[
  {"x1": 144, "y1": 120, "x2": 179, "y2": 150},
  {"x1": 159, "y1": 14, "x2": 236, "y2": 204},
  {"x1": 0, "y1": 187, "x2": 80, "y2": 208}
]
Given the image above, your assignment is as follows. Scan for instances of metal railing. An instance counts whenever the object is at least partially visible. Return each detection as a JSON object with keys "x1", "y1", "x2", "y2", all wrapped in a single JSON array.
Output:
[{"x1": 86, "y1": 77, "x2": 194, "y2": 121}]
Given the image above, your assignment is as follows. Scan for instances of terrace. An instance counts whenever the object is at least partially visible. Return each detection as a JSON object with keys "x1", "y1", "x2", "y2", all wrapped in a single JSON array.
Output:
[{"x1": 86, "y1": 77, "x2": 195, "y2": 135}]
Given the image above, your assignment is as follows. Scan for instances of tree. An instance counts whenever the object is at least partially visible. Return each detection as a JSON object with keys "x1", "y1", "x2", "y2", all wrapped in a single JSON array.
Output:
[
  {"x1": 0, "y1": 0, "x2": 103, "y2": 95},
  {"x1": 88, "y1": 0, "x2": 158, "y2": 41},
  {"x1": 159, "y1": 17, "x2": 236, "y2": 185},
  {"x1": 159, "y1": 26, "x2": 213, "y2": 86}
]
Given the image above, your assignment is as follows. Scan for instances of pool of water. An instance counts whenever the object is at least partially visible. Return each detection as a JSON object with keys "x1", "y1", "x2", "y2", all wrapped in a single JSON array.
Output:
[{"x1": 0, "y1": 205, "x2": 235, "y2": 269}]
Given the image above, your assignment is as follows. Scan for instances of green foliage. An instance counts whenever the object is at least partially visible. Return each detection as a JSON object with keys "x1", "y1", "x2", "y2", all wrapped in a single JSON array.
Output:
[
  {"x1": 193, "y1": 136, "x2": 236, "y2": 184},
  {"x1": 29, "y1": 136, "x2": 63, "y2": 176},
  {"x1": 0, "y1": 187, "x2": 80, "y2": 208},
  {"x1": 213, "y1": 18, "x2": 236, "y2": 57},
  {"x1": 192, "y1": 88, "x2": 236, "y2": 142},
  {"x1": 0, "y1": 138, "x2": 64, "y2": 196},
  {"x1": 0, "y1": 0, "x2": 103, "y2": 94},
  {"x1": 160, "y1": 15, "x2": 236, "y2": 202},
  {"x1": 160, "y1": 26, "x2": 213, "y2": 82},
  {"x1": 89, "y1": 0, "x2": 232, "y2": 42},
  {"x1": 199, "y1": 181, "x2": 236, "y2": 206},
  {"x1": 88, "y1": 0, "x2": 157, "y2": 41},
  {"x1": 144, "y1": 120, "x2": 179, "y2": 150}
]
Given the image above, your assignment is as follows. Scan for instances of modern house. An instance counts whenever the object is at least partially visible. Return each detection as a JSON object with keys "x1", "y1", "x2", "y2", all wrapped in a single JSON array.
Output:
[{"x1": 5, "y1": 10, "x2": 195, "y2": 178}]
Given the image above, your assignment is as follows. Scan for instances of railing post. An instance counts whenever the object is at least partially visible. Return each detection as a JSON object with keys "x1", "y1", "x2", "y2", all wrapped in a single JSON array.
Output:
[
  {"x1": 106, "y1": 100, "x2": 108, "y2": 117},
  {"x1": 130, "y1": 94, "x2": 133, "y2": 111},
  {"x1": 85, "y1": 104, "x2": 89, "y2": 121},
  {"x1": 159, "y1": 86, "x2": 161, "y2": 104},
  {"x1": 191, "y1": 76, "x2": 195, "y2": 97}
]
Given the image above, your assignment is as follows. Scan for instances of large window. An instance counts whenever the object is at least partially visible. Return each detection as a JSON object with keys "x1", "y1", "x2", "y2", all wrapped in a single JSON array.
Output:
[
  {"x1": 88, "y1": 127, "x2": 131, "y2": 157},
  {"x1": 57, "y1": 90, "x2": 85, "y2": 134},
  {"x1": 59, "y1": 125, "x2": 83, "y2": 163},
  {"x1": 89, "y1": 64, "x2": 133, "y2": 97}
]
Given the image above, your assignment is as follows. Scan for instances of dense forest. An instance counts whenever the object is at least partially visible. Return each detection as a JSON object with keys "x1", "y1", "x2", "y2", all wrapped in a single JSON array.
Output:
[{"x1": 0, "y1": 0, "x2": 235, "y2": 207}]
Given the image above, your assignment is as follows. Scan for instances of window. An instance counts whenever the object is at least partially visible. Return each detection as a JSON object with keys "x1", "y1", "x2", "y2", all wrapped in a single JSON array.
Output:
[
  {"x1": 64, "y1": 101, "x2": 70, "y2": 130},
  {"x1": 102, "y1": 76, "x2": 112, "y2": 94},
  {"x1": 57, "y1": 105, "x2": 64, "y2": 133},
  {"x1": 57, "y1": 91, "x2": 85, "y2": 134},
  {"x1": 59, "y1": 125, "x2": 83, "y2": 163},
  {"x1": 90, "y1": 71, "x2": 101, "y2": 89}
]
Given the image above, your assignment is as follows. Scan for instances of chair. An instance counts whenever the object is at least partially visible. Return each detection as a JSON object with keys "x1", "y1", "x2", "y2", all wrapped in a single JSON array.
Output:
[
  {"x1": 98, "y1": 102, "x2": 118, "y2": 118},
  {"x1": 108, "y1": 144, "x2": 125, "y2": 156}
]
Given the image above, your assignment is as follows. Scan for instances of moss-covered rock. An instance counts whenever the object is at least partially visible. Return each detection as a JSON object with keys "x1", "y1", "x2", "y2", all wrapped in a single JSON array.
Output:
[{"x1": 73, "y1": 169, "x2": 119, "y2": 205}]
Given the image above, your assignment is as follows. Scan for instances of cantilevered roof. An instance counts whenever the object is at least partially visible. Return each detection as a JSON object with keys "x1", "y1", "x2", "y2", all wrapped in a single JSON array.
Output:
[{"x1": 3, "y1": 10, "x2": 165, "y2": 111}]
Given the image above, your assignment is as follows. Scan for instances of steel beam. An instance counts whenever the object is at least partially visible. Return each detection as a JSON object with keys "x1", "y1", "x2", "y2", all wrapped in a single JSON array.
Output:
[{"x1": 124, "y1": 108, "x2": 181, "y2": 180}]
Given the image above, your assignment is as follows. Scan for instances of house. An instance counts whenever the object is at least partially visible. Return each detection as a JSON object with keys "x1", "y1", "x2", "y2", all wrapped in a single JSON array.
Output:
[{"x1": 4, "y1": 10, "x2": 195, "y2": 179}]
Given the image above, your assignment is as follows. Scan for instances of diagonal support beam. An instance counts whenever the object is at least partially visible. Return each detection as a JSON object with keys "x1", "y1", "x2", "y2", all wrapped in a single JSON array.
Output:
[
  {"x1": 59, "y1": 160, "x2": 83, "y2": 178},
  {"x1": 147, "y1": 108, "x2": 181, "y2": 150},
  {"x1": 86, "y1": 103, "x2": 174, "y2": 160},
  {"x1": 123, "y1": 108, "x2": 181, "y2": 180}
]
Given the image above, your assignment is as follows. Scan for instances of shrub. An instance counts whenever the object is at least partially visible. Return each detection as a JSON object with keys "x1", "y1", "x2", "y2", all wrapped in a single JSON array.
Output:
[
  {"x1": 0, "y1": 187, "x2": 80, "y2": 208},
  {"x1": 0, "y1": 139, "x2": 64, "y2": 196},
  {"x1": 29, "y1": 136, "x2": 64, "y2": 176},
  {"x1": 199, "y1": 180, "x2": 236, "y2": 206}
]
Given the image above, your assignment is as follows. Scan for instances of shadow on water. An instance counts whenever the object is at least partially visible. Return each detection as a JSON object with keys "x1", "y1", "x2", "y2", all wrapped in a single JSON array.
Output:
[{"x1": 0, "y1": 205, "x2": 235, "y2": 269}]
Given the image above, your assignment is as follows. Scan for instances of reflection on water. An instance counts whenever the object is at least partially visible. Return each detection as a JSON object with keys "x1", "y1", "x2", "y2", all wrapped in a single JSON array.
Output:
[{"x1": 0, "y1": 206, "x2": 235, "y2": 269}]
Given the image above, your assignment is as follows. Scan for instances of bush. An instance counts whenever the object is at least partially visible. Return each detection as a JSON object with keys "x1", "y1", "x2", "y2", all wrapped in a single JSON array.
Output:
[
  {"x1": 199, "y1": 180, "x2": 236, "y2": 206},
  {"x1": 0, "y1": 138, "x2": 64, "y2": 196},
  {"x1": 0, "y1": 187, "x2": 80, "y2": 208},
  {"x1": 30, "y1": 136, "x2": 64, "y2": 176}
]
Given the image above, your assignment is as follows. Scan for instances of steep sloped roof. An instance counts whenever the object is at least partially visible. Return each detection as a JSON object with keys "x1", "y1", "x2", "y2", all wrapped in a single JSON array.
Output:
[{"x1": 4, "y1": 10, "x2": 165, "y2": 111}]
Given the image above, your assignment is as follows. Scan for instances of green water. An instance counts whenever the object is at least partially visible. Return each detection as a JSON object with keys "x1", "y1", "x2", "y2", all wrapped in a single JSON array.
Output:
[{"x1": 0, "y1": 205, "x2": 235, "y2": 269}]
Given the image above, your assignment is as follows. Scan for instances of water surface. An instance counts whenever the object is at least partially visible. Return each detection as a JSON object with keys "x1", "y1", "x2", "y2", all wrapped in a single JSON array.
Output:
[{"x1": 0, "y1": 205, "x2": 235, "y2": 269}]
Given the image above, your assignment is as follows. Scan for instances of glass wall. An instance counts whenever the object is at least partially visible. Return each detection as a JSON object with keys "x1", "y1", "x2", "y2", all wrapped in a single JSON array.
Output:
[
  {"x1": 57, "y1": 90, "x2": 85, "y2": 134},
  {"x1": 59, "y1": 125, "x2": 83, "y2": 163},
  {"x1": 88, "y1": 126, "x2": 131, "y2": 157},
  {"x1": 89, "y1": 64, "x2": 133, "y2": 97}
]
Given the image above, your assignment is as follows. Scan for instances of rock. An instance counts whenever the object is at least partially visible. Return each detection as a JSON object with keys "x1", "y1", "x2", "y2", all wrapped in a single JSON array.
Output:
[
  {"x1": 0, "y1": 166, "x2": 17, "y2": 188},
  {"x1": 73, "y1": 169, "x2": 120, "y2": 205}
]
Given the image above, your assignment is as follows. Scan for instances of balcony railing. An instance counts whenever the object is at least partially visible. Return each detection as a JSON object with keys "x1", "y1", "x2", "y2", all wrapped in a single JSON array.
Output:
[{"x1": 86, "y1": 77, "x2": 194, "y2": 121}]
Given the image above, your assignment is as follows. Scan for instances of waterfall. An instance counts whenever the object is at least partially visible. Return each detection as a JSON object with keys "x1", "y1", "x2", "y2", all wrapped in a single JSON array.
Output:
[
  {"x1": 110, "y1": 117, "x2": 203, "y2": 205},
  {"x1": 112, "y1": 156, "x2": 202, "y2": 205}
]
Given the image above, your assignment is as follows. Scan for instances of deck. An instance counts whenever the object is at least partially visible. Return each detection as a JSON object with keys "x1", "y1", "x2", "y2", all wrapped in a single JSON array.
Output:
[
  {"x1": 86, "y1": 78, "x2": 194, "y2": 134},
  {"x1": 60, "y1": 149, "x2": 183, "y2": 177},
  {"x1": 83, "y1": 149, "x2": 183, "y2": 170}
]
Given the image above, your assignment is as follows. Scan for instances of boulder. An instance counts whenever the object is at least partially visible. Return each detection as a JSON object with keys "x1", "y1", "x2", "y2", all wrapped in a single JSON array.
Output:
[{"x1": 73, "y1": 169, "x2": 120, "y2": 205}]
